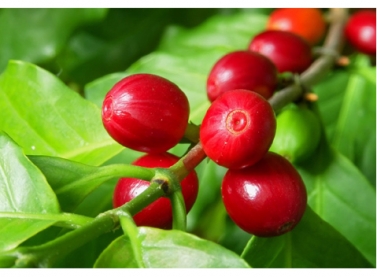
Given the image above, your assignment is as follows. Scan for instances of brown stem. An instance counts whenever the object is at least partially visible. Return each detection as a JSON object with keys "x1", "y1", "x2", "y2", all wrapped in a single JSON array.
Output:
[
  {"x1": 268, "y1": 8, "x2": 349, "y2": 112},
  {"x1": 169, "y1": 142, "x2": 207, "y2": 181},
  {"x1": 181, "y1": 142, "x2": 207, "y2": 173}
]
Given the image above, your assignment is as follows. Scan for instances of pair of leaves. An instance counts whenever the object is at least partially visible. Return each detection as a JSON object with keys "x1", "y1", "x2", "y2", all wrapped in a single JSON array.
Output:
[
  {"x1": 0, "y1": 131, "x2": 249, "y2": 268},
  {"x1": 0, "y1": 59, "x2": 124, "y2": 256},
  {"x1": 307, "y1": 57, "x2": 376, "y2": 265},
  {"x1": 1, "y1": 131, "x2": 127, "y2": 269}
]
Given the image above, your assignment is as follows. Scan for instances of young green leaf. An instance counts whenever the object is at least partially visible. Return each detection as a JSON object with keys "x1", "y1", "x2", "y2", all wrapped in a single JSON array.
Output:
[
  {"x1": 94, "y1": 227, "x2": 250, "y2": 268},
  {"x1": 0, "y1": 60, "x2": 123, "y2": 166},
  {"x1": 0, "y1": 132, "x2": 60, "y2": 252},
  {"x1": 241, "y1": 206, "x2": 372, "y2": 268}
]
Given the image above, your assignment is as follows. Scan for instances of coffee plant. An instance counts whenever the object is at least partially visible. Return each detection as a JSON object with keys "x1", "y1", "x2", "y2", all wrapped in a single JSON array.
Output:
[{"x1": 0, "y1": 8, "x2": 375, "y2": 269}]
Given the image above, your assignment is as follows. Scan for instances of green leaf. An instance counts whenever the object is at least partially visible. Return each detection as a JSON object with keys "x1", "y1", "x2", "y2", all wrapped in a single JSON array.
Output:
[
  {"x1": 297, "y1": 144, "x2": 376, "y2": 265},
  {"x1": 94, "y1": 235, "x2": 138, "y2": 268},
  {"x1": 29, "y1": 155, "x2": 99, "y2": 192},
  {"x1": 331, "y1": 59, "x2": 376, "y2": 185},
  {"x1": 28, "y1": 155, "x2": 99, "y2": 212},
  {"x1": 314, "y1": 70, "x2": 350, "y2": 139},
  {"x1": 0, "y1": 60, "x2": 122, "y2": 166},
  {"x1": 241, "y1": 206, "x2": 372, "y2": 268},
  {"x1": 0, "y1": 132, "x2": 60, "y2": 252},
  {"x1": 315, "y1": 55, "x2": 376, "y2": 185},
  {"x1": 94, "y1": 227, "x2": 250, "y2": 268},
  {"x1": 54, "y1": 228, "x2": 123, "y2": 268},
  {"x1": 0, "y1": 8, "x2": 108, "y2": 71},
  {"x1": 56, "y1": 9, "x2": 180, "y2": 86},
  {"x1": 29, "y1": 155, "x2": 154, "y2": 212},
  {"x1": 72, "y1": 181, "x2": 114, "y2": 218},
  {"x1": 158, "y1": 11, "x2": 267, "y2": 54}
]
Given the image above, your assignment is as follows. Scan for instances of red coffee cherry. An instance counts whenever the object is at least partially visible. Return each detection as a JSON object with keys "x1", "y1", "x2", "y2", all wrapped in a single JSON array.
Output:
[
  {"x1": 249, "y1": 31, "x2": 312, "y2": 73},
  {"x1": 222, "y1": 152, "x2": 307, "y2": 237},
  {"x1": 102, "y1": 73, "x2": 190, "y2": 153},
  {"x1": 345, "y1": 10, "x2": 376, "y2": 56},
  {"x1": 267, "y1": 8, "x2": 327, "y2": 45},
  {"x1": 206, "y1": 50, "x2": 278, "y2": 102},
  {"x1": 200, "y1": 89, "x2": 276, "y2": 169},
  {"x1": 113, "y1": 152, "x2": 199, "y2": 229},
  {"x1": 249, "y1": 30, "x2": 313, "y2": 74}
]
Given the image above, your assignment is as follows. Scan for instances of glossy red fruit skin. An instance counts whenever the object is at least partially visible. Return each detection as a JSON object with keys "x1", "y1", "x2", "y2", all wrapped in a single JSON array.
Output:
[
  {"x1": 113, "y1": 152, "x2": 199, "y2": 229},
  {"x1": 267, "y1": 8, "x2": 327, "y2": 45},
  {"x1": 249, "y1": 30, "x2": 313, "y2": 74},
  {"x1": 222, "y1": 152, "x2": 307, "y2": 237},
  {"x1": 206, "y1": 50, "x2": 278, "y2": 102},
  {"x1": 200, "y1": 89, "x2": 276, "y2": 169},
  {"x1": 345, "y1": 10, "x2": 376, "y2": 56},
  {"x1": 102, "y1": 73, "x2": 190, "y2": 153}
]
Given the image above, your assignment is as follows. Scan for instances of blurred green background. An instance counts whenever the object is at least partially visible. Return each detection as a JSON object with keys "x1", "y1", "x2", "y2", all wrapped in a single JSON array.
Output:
[{"x1": 0, "y1": 8, "x2": 272, "y2": 91}]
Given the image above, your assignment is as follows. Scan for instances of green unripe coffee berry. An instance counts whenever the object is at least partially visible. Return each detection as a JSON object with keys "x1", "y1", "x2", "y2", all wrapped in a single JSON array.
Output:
[{"x1": 269, "y1": 105, "x2": 321, "y2": 163}]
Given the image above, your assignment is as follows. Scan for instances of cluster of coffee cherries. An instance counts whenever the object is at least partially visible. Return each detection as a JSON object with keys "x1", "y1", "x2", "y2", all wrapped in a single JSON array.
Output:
[
  {"x1": 101, "y1": 8, "x2": 374, "y2": 237},
  {"x1": 199, "y1": 8, "x2": 330, "y2": 237}
]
